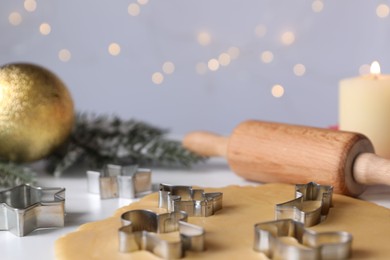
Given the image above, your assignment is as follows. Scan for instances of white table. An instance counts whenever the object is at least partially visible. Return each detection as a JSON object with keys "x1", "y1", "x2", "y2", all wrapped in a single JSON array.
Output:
[{"x1": 1, "y1": 158, "x2": 390, "y2": 260}]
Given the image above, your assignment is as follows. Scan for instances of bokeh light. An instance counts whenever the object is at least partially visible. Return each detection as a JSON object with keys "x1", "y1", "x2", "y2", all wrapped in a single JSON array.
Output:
[
  {"x1": 39, "y1": 23, "x2": 51, "y2": 35},
  {"x1": 108, "y1": 43, "x2": 121, "y2": 56},
  {"x1": 271, "y1": 84, "x2": 285, "y2": 98},
  {"x1": 208, "y1": 59, "x2": 220, "y2": 71},
  {"x1": 376, "y1": 4, "x2": 390, "y2": 18},
  {"x1": 152, "y1": 72, "x2": 164, "y2": 84},
  {"x1": 137, "y1": 0, "x2": 149, "y2": 5},
  {"x1": 218, "y1": 53, "x2": 231, "y2": 66},
  {"x1": 197, "y1": 31, "x2": 211, "y2": 46},
  {"x1": 59, "y1": 49, "x2": 71, "y2": 62},
  {"x1": 312, "y1": 0, "x2": 324, "y2": 13},
  {"x1": 162, "y1": 61, "x2": 175, "y2": 74},
  {"x1": 8, "y1": 12, "x2": 22, "y2": 26},
  {"x1": 24, "y1": 0, "x2": 37, "y2": 12},
  {"x1": 128, "y1": 3, "x2": 140, "y2": 16},
  {"x1": 254, "y1": 24, "x2": 267, "y2": 38},
  {"x1": 261, "y1": 51, "x2": 274, "y2": 63},
  {"x1": 293, "y1": 64, "x2": 306, "y2": 76},
  {"x1": 281, "y1": 31, "x2": 295, "y2": 45},
  {"x1": 359, "y1": 64, "x2": 370, "y2": 75}
]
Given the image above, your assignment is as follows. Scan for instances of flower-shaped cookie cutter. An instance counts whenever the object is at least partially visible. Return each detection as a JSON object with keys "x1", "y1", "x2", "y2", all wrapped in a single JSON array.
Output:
[
  {"x1": 87, "y1": 164, "x2": 152, "y2": 199},
  {"x1": 118, "y1": 209, "x2": 205, "y2": 259},
  {"x1": 254, "y1": 219, "x2": 352, "y2": 260},
  {"x1": 276, "y1": 182, "x2": 333, "y2": 227},
  {"x1": 158, "y1": 183, "x2": 223, "y2": 217},
  {"x1": 0, "y1": 184, "x2": 65, "y2": 236}
]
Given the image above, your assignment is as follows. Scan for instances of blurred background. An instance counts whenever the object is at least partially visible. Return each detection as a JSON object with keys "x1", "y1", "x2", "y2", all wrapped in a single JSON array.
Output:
[{"x1": 1, "y1": 0, "x2": 390, "y2": 135}]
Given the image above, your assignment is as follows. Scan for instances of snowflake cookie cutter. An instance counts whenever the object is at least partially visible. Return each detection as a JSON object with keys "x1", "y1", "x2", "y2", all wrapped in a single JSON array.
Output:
[
  {"x1": 118, "y1": 209, "x2": 205, "y2": 259},
  {"x1": 276, "y1": 182, "x2": 333, "y2": 227},
  {"x1": 87, "y1": 164, "x2": 152, "y2": 199},
  {"x1": 158, "y1": 183, "x2": 223, "y2": 217},
  {"x1": 254, "y1": 219, "x2": 352, "y2": 260},
  {"x1": 0, "y1": 184, "x2": 65, "y2": 236}
]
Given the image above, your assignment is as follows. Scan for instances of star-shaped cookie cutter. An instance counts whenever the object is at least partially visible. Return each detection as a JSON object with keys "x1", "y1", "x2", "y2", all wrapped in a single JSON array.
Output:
[
  {"x1": 158, "y1": 183, "x2": 223, "y2": 217},
  {"x1": 87, "y1": 164, "x2": 152, "y2": 199},
  {"x1": 254, "y1": 219, "x2": 352, "y2": 260},
  {"x1": 276, "y1": 182, "x2": 333, "y2": 227},
  {"x1": 118, "y1": 209, "x2": 205, "y2": 259},
  {"x1": 0, "y1": 184, "x2": 65, "y2": 236}
]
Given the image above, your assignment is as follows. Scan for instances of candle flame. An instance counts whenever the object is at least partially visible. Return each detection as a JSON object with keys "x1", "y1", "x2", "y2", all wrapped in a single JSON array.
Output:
[{"x1": 370, "y1": 61, "x2": 381, "y2": 75}]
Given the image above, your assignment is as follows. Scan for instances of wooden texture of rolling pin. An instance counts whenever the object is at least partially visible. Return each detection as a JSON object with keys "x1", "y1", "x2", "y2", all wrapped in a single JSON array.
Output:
[{"x1": 183, "y1": 120, "x2": 390, "y2": 196}]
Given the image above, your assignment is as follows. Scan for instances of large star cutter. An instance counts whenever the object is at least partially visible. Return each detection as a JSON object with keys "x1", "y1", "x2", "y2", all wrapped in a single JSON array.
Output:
[
  {"x1": 253, "y1": 219, "x2": 352, "y2": 260},
  {"x1": 158, "y1": 183, "x2": 223, "y2": 217},
  {"x1": 118, "y1": 209, "x2": 205, "y2": 259},
  {"x1": 276, "y1": 182, "x2": 333, "y2": 227},
  {"x1": 0, "y1": 184, "x2": 65, "y2": 236}
]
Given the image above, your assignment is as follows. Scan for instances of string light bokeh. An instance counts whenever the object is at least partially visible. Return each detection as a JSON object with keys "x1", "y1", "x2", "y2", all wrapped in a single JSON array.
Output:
[{"x1": 1, "y1": 1, "x2": 390, "y2": 134}]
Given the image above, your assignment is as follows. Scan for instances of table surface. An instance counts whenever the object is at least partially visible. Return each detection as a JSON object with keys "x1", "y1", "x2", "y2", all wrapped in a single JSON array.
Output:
[{"x1": 1, "y1": 158, "x2": 390, "y2": 260}]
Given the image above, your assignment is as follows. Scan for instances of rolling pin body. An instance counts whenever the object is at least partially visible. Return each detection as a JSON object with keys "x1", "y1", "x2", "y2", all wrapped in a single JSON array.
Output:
[{"x1": 183, "y1": 120, "x2": 388, "y2": 196}]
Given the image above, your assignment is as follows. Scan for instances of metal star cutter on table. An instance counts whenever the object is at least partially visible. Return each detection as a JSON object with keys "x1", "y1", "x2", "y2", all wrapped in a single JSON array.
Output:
[
  {"x1": 87, "y1": 164, "x2": 152, "y2": 199},
  {"x1": 0, "y1": 184, "x2": 65, "y2": 236},
  {"x1": 275, "y1": 182, "x2": 333, "y2": 227}
]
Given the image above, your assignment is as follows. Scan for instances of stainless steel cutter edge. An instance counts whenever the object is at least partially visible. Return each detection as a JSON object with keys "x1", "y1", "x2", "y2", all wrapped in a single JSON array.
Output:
[
  {"x1": 254, "y1": 219, "x2": 352, "y2": 260},
  {"x1": 0, "y1": 184, "x2": 65, "y2": 236},
  {"x1": 275, "y1": 182, "x2": 333, "y2": 227},
  {"x1": 118, "y1": 209, "x2": 205, "y2": 259},
  {"x1": 87, "y1": 164, "x2": 152, "y2": 199},
  {"x1": 158, "y1": 183, "x2": 223, "y2": 217}
]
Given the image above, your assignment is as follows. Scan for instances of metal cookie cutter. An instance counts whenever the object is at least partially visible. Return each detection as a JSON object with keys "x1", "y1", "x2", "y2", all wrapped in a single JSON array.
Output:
[
  {"x1": 254, "y1": 219, "x2": 352, "y2": 260},
  {"x1": 87, "y1": 164, "x2": 152, "y2": 199},
  {"x1": 118, "y1": 209, "x2": 205, "y2": 259},
  {"x1": 276, "y1": 182, "x2": 333, "y2": 227},
  {"x1": 0, "y1": 184, "x2": 65, "y2": 236},
  {"x1": 158, "y1": 183, "x2": 223, "y2": 217}
]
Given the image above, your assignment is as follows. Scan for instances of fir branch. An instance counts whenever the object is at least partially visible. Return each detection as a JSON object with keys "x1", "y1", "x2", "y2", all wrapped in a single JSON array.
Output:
[
  {"x1": 46, "y1": 113, "x2": 207, "y2": 176},
  {"x1": 0, "y1": 162, "x2": 35, "y2": 189}
]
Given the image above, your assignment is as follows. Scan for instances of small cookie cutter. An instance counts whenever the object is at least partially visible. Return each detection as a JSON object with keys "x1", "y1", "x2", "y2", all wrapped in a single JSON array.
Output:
[
  {"x1": 87, "y1": 164, "x2": 152, "y2": 199},
  {"x1": 0, "y1": 184, "x2": 65, "y2": 236},
  {"x1": 118, "y1": 209, "x2": 205, "y2": 259},
  {"x1": 158, "y1": 183, "x2": 223, "y2": 217},
  {"x1": 276, "y1": 182, "x2": 333, "y2": 227},
  {"x1": 254, "y1": 219, "x2": 352, "y2": 260}
]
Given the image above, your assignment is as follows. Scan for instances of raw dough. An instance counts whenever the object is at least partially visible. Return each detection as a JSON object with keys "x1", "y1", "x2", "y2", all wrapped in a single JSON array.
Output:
[{"x1": 55, "y1": 184, "x2": 390, "y2": 259}]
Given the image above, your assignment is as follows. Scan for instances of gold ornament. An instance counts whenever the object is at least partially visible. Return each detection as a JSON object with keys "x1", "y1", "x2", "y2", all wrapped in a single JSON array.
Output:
[{"x1": 0, "y1": 63, "x2": 74, "y2": 162}]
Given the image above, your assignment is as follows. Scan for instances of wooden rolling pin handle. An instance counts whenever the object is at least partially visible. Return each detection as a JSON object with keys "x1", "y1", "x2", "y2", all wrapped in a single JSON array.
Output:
[
  {"x1": 183, "y1": 131, "x2": 228, "y2": 157},
  {"x1": 354, "y1": 153, "x2": 390, "y2": 186}
]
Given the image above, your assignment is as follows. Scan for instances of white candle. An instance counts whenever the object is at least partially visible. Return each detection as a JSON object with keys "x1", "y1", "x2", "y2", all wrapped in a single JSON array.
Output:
[{"x1": 339, "y1": 61, "x2": 390, "y2": 158}]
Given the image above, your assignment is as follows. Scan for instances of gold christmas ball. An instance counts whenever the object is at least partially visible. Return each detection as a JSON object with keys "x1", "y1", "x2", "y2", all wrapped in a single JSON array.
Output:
[{"x1": 0, "y1": 63, "x2": 74, "y2": 162}]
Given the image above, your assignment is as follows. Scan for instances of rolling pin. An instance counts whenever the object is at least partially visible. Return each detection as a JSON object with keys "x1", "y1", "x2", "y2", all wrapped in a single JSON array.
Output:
[{"x1": 183, "y1": 120, "x2": 390, "y2": 197}]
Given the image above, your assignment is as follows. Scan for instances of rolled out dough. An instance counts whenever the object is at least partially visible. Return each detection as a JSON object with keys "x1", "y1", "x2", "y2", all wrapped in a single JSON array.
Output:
[{"x1": 55, "y1": 184, "x2": 390, "y2": 259}]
